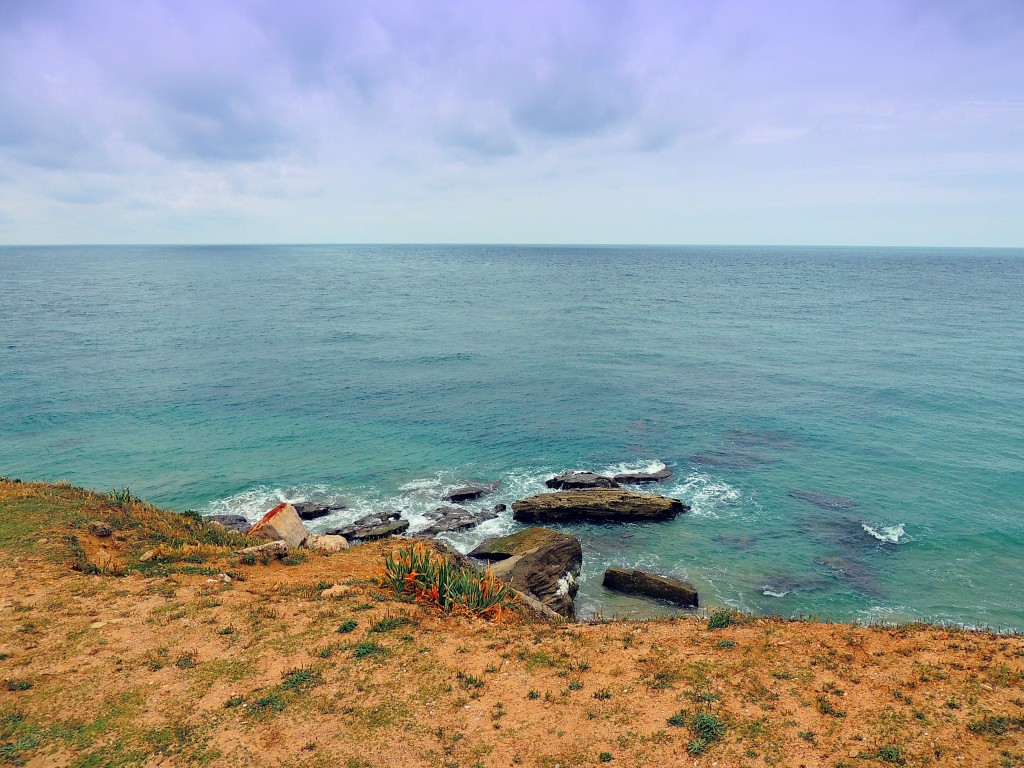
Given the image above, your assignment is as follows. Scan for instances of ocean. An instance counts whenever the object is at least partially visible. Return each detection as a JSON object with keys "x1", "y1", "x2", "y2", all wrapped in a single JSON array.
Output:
[{"x1": 2, "y1": 244, "x2": 1022, "y2": 628}]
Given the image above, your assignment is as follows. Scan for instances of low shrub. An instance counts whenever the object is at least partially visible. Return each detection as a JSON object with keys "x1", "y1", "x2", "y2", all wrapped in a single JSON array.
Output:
[{"x1": 378, "y1": 544, "x2": 517, "y2": 620}]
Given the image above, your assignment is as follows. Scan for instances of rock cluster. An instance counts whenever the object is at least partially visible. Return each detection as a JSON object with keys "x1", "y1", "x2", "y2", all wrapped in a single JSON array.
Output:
[
  {"x1": 327, "y1": 511, "x2": 410, "y2": 542},
  {"x1": 416, "y1": 505, "x2": 504, "y2": 537}
]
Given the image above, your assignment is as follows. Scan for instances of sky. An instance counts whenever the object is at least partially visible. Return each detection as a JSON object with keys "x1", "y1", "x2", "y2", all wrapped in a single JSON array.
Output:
[{"x1": 1, "y1": 0, "x2": 1023, "y2": 246}]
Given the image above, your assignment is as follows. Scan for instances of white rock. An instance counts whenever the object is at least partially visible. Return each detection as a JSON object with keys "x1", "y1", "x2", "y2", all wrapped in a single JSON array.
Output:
[{"x1": 304, "y1": 534, "x2": 349, "y2": 552}]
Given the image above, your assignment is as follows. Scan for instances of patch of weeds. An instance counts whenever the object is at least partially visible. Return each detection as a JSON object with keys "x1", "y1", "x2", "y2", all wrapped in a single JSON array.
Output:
[
  {"x1": 251, "y1": 692, "x2": 287, "y2": 713},
  {"x1": 593, "y1": 688, "x2": 612, "y2": 701},
  {"x1": 352, "y1": 641, "x2": 388, "y2": 659},
  {"x1": 528, "y1": 690, "x2": 540, "y2": 700},
  {"x1": 4, "y1": 680, "x2": 33, "y2": 692},
  {"x1": 798, "y1": 730, "x2": 816, "y2": 744},
  {"x1": 370, "y1": 615, "x2": 411, "y2": 633},
  {"x1": 667, "y1": 711, "x2": 687, "y2": 727},
  {"x1": 649, "y1": 670, "x2": 679, "y2": 690},
  {"x1": 337, "y1": 619, "x2": 358, "y2": 634},
  {"x1": 175, "y1": 651, "x2": 198, "y2": 669},
  {"x1": 224, "y1": 696, "x2": 244, "y2": 708},
  {"x1": 876, "y1": 746, "x2": 906, "y2": 765},
  {"x1": 569, "y1": 679, "x2": 583, "y2": 691},
  {"x1": 707, "y1": 610, "x2": 733, "y2": 630},
  {"x1": 816, "y1": 695, "x2": 846, "y2": 718},
  {"x1": 281, "y1": 553, "x2": 307, "y2": 566},
  {"x1": 216, "y1": 626, "x2": 235, "y2": 636},
  {"x1": 281, "y1": 667, "x2": 323, "y2": 691},
  {"x1": 716, "y1": 639, "x2": 736, "y2": 650},
  {"x1": 316, "y1": 645, "x2": 336, "y2": 659},
  {"x1": 687, "y1": 737, "x2": 709, "y2": 756},
  {"x1": 239, "y1": 554, "x2": 257, "y2": 566},
  {"x1": 691, "y1": 712, "x2": 726, "y2": 743},
  {"x1": 599, "y1": 752, "x2": 613, "y2": 762},
  {"x1": 969, "y1": 716, "x2": 1024, "y2": 737},
  {"x1": 457, "y1": 672, "x2": 485, "y2": 690}
]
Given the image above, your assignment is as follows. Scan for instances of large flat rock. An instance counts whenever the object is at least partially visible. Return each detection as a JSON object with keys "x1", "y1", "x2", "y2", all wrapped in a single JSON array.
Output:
[
  {"x1": 602, "y1": 567, "x2": 698, "y2": 607},
  {"x1": 469, "y1": 527, "x2": 582, "y2": 618},
  {"x1": 512, "y1": 489, "x2": 688, "y2": 524}
]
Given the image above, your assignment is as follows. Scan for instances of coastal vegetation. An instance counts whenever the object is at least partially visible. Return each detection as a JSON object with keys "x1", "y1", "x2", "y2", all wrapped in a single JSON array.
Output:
[{"x1": 1, "y1": 477, "x2": 1023, "y2": 767}]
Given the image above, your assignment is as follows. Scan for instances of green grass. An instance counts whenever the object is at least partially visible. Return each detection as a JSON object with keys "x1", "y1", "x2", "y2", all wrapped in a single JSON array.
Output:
[
  {"x1": 706, "y1": 611, "x2": 733, "y2": 630},
  {"x1": 337, "y1": 620, "x2": 358, "y2": 634},
  {"x1": 352, "y1": 641, "x2": 388, "y2": 659},
  {"x1": 281, "y1": 668, "x2": 323, "y2": 691},
  {"x1": 968, "y1": 716, "x2": 1024, "y2": 737}
]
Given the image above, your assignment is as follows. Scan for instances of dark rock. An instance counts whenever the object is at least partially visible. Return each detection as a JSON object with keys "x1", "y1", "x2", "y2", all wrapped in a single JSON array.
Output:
[
  {"x1": 814, "y1": 555, "x2": 884, "y2": 597},
  {"x1": 512, "y1": 489, "x2": 688, "y2": 524},
  {"x1": 88, "y1": 520, "x2": 113, "y2": 538},
  {"x1": 327, "y1": 511, "x2": 409, "y2": 542},
  {"x1": 443, "y1": 481, "x2": 501, "y2": 503},
  {"x1": 690, "y1": 449, "x2": 775, "y2": 470},
  {"x1": 206, "y1": 515, "x2": 251, "y2": 534},
  {"x1": 469, "y1": 527, "x2": 582, "y2": 618},
  {"x1": 612, "y1": 467, "x2": 672, "y2": 484},
  {"x1": 788, "y1": 490, "x2": 858, "y2": 510},
  {"x1": 602, "y1": 568, "x2": 698, "y2": 607},
  {"x1": 417, "y1": 504, "x2": 504, "y2": 537},
  {"x1": 545, "y1": 471, "x2": 619, "y2": 490},
  {"x1": 292, "y1": 501, "x2": 344, "y2": 520}
]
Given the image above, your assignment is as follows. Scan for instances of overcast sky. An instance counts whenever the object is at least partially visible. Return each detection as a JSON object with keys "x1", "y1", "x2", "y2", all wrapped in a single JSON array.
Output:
[{"x1": 1, "y1": 0, "x2": 1022, "y2": 246}]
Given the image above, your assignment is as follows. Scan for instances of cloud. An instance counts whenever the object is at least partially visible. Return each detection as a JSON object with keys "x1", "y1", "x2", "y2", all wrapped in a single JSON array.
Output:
[{"x1": 0, "y1": 0, "x2": 1022, "y2": 244}]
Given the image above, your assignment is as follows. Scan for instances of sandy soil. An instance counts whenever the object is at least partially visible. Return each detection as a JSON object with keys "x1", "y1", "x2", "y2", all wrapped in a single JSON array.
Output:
[{"x1": 1, "y1": 479, "x2": 1022, "y2": 768}]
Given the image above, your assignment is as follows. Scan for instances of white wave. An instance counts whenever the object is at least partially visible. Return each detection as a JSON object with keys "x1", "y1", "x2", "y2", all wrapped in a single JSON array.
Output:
[
  {"x1": 762, "y1": 588, "x2": 789, "y2": 598},
  {"x1": 600, "y1": 459, "x2": 669, "y2": 477},
  {"x1": 201, "y1": 483, "x2": 347, "y2": 523},
  {"x1": 862, "y1": 522, "x2": 906, "y2": 544},
  {"x1": 665, "y1": 471, "x2": 743, "y2": 518}
]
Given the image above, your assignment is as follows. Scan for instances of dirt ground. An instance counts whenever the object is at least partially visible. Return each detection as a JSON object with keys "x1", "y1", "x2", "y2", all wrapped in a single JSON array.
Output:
[{"x1": 1, "y1": 479, "x2": 1022, "y2": 767}]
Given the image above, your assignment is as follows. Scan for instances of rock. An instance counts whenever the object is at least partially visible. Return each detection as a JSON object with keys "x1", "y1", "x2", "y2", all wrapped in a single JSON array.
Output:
[
  {"x1": 206, "y1": 514, "x2": 251, "y2": 534},
  {"x1": 88, "y1": 521, "x2": 113, "y2": 538},
  {"x1": 247, "y1": 503, "x2": 310, "y2": 548},
  {"x1": 416, "y1": 505, "x2": 504, "y2": 537},
  {"x1": 469, "y1": 527, "x2": 582, "y2": 618},
  {"x1": 602, "y1": 568, "x2": 698, "y2": 607},
  {"x1": 443, "y1": 481, "x2": 501, "y2": 503},
  {"x1": 512, "y1": 489, "x2": 688, "y2": 524},
  {"x1": 291, "y1": 502, "x2": 339, "y2": 520},
  {"x1": 237, "y1": 540, "x2": 290, "y2": 558},
  {"x1": 304, "y1": 534, "x2": 349, "y2": 552},
  {"x1": 327, "y1": 511, "x2": 409, "y2": 542},
  {"x1": 788, "y1": 490, "x2": 858, "y2": 510},
  {"x1": 545, "y1": 471, "x2": 619, "y2": 490},
  {"x1": 612, "y1": 467, "x2": 672, "y2": 484}
]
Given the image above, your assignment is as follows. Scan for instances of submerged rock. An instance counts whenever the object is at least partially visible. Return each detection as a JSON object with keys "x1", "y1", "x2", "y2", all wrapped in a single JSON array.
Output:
[
  {"x1": 247, "y1": 503, "x2": 310, "y2": 548},
  {"x1": 788, "y1": 490, "x2": 858, "y2": 510},
  {"x1": 327, "y1": 511, "x2": 409, "y2": 542},
  {"x1": 417, "y1": 504, "x2": 504, "y2": 537},
  {"x1": 469, "y1": 527, "x2": 582, "y2": 618},
  {"x1": 207, "y1": 514, "x2": 251, "y2": 534},
  {"x1": 512, "y1": 489, "x2": 688, "y2": 524},
  {"x1": 443, "y1": 481, "x2": 501, "y2": 503},
  {"x1": 612, "y1": 467, "x2": 672, "y2": 484},
  {"x1": 545, "y1": 471, "x2": 619, "y2": 490},
  {"x1": 602, "y1": 568, "x2": 698, "y2": 607}
]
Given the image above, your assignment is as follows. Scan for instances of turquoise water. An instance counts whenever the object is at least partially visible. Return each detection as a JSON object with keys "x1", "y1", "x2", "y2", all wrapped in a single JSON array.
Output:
[{"x1": 2, "y1": 245, "x2": 1022, "y2": 627}]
